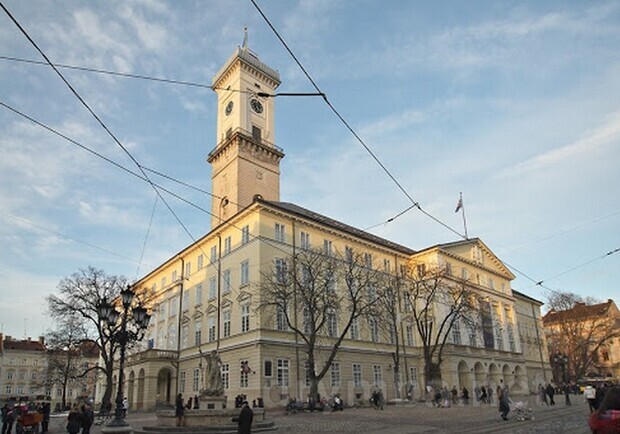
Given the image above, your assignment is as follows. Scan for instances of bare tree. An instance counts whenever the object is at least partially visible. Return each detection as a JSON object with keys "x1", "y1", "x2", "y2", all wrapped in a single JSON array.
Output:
[
  {"x1": 47, "y1": 267, "x2": 126, "y2": 411},
  {"x1": 402, "y1": 264, "x2": 475, "y2": 391},
  {"x1": 544, "y1": 291, "x2": 619, "y2": 381},
  {"x1": 40, "y1": 316, "x2": 91, "y2": 409},
  {"x1": 259, "y1": 247, "x2": 383, "y2": 401}
]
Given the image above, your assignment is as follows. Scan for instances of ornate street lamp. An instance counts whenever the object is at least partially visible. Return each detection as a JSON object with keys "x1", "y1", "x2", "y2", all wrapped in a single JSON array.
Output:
[
  {"x1": 98, "y1": 285, "x2": 151, "y2": 429},
  {"x1": 553, "y1": 353, "x2": 569, "y2": 384}
]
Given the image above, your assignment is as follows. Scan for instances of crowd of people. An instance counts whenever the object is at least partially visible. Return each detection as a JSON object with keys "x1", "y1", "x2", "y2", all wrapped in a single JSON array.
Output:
[{"x1": 1, "y1": 401, "x2": 51, "y2": 434}]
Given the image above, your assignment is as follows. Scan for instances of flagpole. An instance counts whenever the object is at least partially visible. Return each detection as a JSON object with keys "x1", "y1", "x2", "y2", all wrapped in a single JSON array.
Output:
[{"x1": 459, "y1": 192, "x2": 468, "y2": 239}]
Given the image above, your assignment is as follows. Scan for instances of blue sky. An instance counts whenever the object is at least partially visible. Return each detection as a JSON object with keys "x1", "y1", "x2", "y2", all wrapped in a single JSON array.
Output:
[{"x1": 1, "y1": 0, "x2": 619, "y2": 339}]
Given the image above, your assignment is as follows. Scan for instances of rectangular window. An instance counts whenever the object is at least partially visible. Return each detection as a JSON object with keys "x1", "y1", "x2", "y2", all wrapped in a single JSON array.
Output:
[
  {"x1": 185, "y1": 262, "x2": 191, "y2": 278},
  {"x1": 276, "y1": 306, "x2": 288, "y2": 331},
  {"x1": 452, "y1": 319, "x2": 462, "y2": 345},
  {"x1": 373, "y1": 365, "x2": 382, "y2": 386},
  {"x1": 410, "y1": 367, "x2": 418, "y2": 384},
  {"x1": 193, "y1": 368, "x2": 200, "y2": 392},
  {"x1": 210, "y1": 246, "x2": 217, "y2": 263},
  {"x1": 323, "y1": 239, "x2": 332, "y2": 256},
  {"x1": 222, "y1": 363, "x2": 229, "y2": 389},
  {"x1": 197, "y1": 254, "x2": 204, "y2": 270},
  {"x1": 300, "y1": 231, "x2": 310, "y2": 250},
  {"x1": 181, "y1": 325, "x2": 189, "y2": 349},
  {"x1": 194, "y1": 320, "x2": 202, "y2": 346},
  {"x1": 352, "y1": 363, "x2": 362, "y2": 388},
  {"x1": 330, "y1": 362, "x2": 340, "y2": 387},
  {"x1": 327, "y1": 309, "x2": 337, "y2": 337},
  {"x1": 264, "y1": 360, "x2": 273, "y2": 377},
  {"x1": 252, "y1": 125, "x2": 262, "y2": 141},
  {"x1": 195, "y1": 283, "x2": 203, "y2": 305},
  {"x1": 461, "y1": 268, "x2": 469, "y2": 280},
  {"x1": 183, "y1": 291, "x2": 190, "y2": 312},
  {"x1": 179, "y1": 371, "x2": 186, "y2": 393},
  {"x1": 241, "y1": 225, "x2": 250, "y2": 245},
  {"x1": 208, "y1": 317, "x2": 216, "y2": 342},
  {"x1": 403, "y1": 294, "x2": 412, "y2": 312},
  {"x1": 275, "y1": 258, "x2": 287, "y2": 284},
  {"x1": 489, "y1": 278, "x2": 495, "y2": 289},
  {"x1": 275, "y1": 223, "x2": 285, "y2": 243},
  {"x1": 240, "y1": 360, "x2": 249, "y2": 388},
  {"x1": 383, "y1": 259, "x2": 391, "y2": 272},
  {"x1": 445, "y1": 262, "x2": 452, "y2": 275},
  {"x1": 406, "y1": 324, "x2": 415, "y2": 346},
  {"x1": 169, "y1": 297, "x2": 177, "y2": 316},
  {"x1": 240, "y1": 260, "x2": 249, "y2": 286},
  {"x1": 223, "y1": 269, "x2": 231, "y2": 294},
  {"x1": 277, "y1": 359, "x2": 289, "y2": 387},
  {"x1": 172, "y1": 270, "x2": 178, "y2": 282},
  {"x1": 369, "y1": 318, "x2": 379, "y2": 342},
  {"x1": 209, "y1": 277, "x2": 217, "y2": 300},
  {"x1": 350, "y1": 317, "x2": 359, "y2": 340},
  {"x1": 241, "y1": 304, "x2": 250, "y2": 332},
  {"x1": 417, "y1": 263, "x2": 426, "y2": 276},
  {"x1": 345, "y1": 246, "x2": 353, "y2": 263},
  {"x1": 161, "y1": 277, "x2": 167, "y2": 288},
  {"x1": 223, "y1": 311, "x2": 231, "y2": 337},
  {"x1": 224, "y1": 236, "x2": 232, "y2": 255},
  {"x1": 364, "y1": 253, "x2": 372, "y2": 268}
]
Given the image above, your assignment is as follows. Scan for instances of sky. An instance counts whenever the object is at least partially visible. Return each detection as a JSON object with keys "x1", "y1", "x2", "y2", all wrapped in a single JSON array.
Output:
[{"x1": 1, "y1": 0, "x2": 619, "y2": 340}]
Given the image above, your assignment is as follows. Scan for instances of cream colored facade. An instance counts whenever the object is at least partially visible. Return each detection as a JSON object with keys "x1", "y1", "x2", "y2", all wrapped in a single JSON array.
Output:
[{"x1": 101, "y1": 43, "x2": 551, "y2": 410}]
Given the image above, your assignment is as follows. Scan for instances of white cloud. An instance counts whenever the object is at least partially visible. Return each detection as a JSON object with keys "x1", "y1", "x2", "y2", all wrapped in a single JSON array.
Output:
[{"x1": 499, "y1": 111, "x2": 620, "y2": 178}]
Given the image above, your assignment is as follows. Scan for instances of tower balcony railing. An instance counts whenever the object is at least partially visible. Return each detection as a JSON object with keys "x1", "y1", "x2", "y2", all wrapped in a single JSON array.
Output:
[{"x1": 208, "y1": 127, "x2": 284, "y2": 159}]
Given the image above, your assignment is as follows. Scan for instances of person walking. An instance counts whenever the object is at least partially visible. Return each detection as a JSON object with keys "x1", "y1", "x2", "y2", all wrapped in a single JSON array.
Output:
[
  {"x1": 584, "y1": 385, "x2": 597, "y2": 413},
  {"x1": 564, "y1": 383, "x2": 571, "y2": 406},
  {"x1": 480, "y1": 385, "x2": 487, "y2": 404},
  {"x1": 237, "y1": 400, "x2": 253, "y2": 434},
  {"x1": 122, "y1": 398, "x2": 129, "y2": 418},
  {"x1": 81, "y1": 404, "x2": 94, "y2": 434},
  {"x1": 175, "y1": 394, "x2": 185, "y2": 427},
  {"x1": 1, "y1": 404, "x2": 14, "y2": 434},
  {"x1": 487, "y1": 385, "x2": 494, "y2": 405},
  {"x1": 474, "y1": 385, "x2": 481, "y2": 403},
  {"x1": 67, "y1": 405, "x2": 82, "y2": 434},
  {"x1": 40, "y1": 402, "x2": 50, "y2": 433},
  {"x1": 462, "y1": 387, "x2": 470, "y2": 405},
  {"x1": 546, "y1": 383, "x2": 555, "y2": 405},
  {"x1": 538, "y1": 384, "x2": 548, "y2": 405},
  {"x1": 498, "y1": 382, "x2": 510, "y2": 421}
]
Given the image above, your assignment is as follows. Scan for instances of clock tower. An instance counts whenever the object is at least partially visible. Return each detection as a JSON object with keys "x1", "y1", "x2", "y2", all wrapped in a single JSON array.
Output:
[{"x1": 208, "y1": 40, "x2": 284, "y2": 228}]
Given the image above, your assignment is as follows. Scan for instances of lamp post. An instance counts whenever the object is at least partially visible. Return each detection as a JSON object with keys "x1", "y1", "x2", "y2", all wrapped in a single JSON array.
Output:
[
  {"x1": 98, "y1": 285, "x2": 151, "y2": 429},
  {"x1": 553, "y1": 353, "x2": 568, "y2": 384}
]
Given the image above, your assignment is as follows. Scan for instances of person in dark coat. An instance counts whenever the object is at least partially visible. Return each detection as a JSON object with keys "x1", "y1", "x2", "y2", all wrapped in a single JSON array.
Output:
[
  {"x1": 40, "y1": 403, "x2": 50, "y2": 433},
  {"x1": 1, "y1": 404, "x2": 14, "y2": 434},
  {"x1": 175, "y1": 394, "x2": 185, "y2": 427},
  {"x1": 80, "y1": 404, "x2": 94, "y2": 434},
  {"x1": 546, "y1": 383, "x2": 555, "y2": 405},
  {"x1": 67, "y1": 406, "x2": 82, "y2": 434},
  {"x1": 237, "y1": 401, "x2": 253, "y2": 434}
]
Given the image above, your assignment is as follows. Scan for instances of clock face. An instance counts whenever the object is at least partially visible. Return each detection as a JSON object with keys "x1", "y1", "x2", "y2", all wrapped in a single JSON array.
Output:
[
  {"x1": 225, "y1": 101, "x2": 234, "y2": 116},
  {"x1": 250, "y1": 98, "x2": 264, "y2": 114}
]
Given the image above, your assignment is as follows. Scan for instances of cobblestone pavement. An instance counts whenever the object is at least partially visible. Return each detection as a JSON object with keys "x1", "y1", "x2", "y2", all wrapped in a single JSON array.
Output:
[{"x1": 46, "y1": 400, "x2": 592, "y2": 434}]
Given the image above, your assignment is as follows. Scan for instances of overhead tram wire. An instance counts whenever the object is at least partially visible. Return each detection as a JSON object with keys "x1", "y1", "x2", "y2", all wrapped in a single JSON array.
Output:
[
  {"x1": 249, "y1": 0, "x2": 465, "y2": 240},
  {"x1": 364, "y1": 204, "x2": 418, "y2": 231}
]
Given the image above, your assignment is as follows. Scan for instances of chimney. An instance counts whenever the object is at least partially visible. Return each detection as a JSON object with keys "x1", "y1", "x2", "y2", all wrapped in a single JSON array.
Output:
[
  {"x1": 39, "y1": 336, "x2": 45, "y2": 346},
  {"x1": 0, "y1": 332, "x2": 3, "y2": 353}
]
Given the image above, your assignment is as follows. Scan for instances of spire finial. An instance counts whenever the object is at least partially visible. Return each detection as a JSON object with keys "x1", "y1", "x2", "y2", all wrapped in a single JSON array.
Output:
[{"x1": 242, "y1": 26, "x2": 248, "y2": 49}]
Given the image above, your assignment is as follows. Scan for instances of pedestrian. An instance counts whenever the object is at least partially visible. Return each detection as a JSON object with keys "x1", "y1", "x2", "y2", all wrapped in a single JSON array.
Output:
[
  {"x1": 487, "y1": 385, "x2": 493, "y2": 405},
  {"x1": 80, "y1": 404, "x2": 94, "y2": 434},
  {"x1": 66, "y1": 405, "x2": 82, "y2": 434},
  {"x1": 564, "y1": 383, "x2": 571, "y2": 406},
  {"x1": 474, "y1": 385, "x2": 481, "y2": 403},
  {"x1": 122, "y1": 398, "x2": 128, "y2": 418},
  {"x1": 237, "y1": 400, "x2": 253, "y2": 434},
  {"x1": 461, "y1": 387, "x2": 470, "y2": 405},
  {"x1": 175, "y1": 394, "x2": 185, "y2": 427},
  {"x1": 498, "y1": 382, "x2": 510, "y2": 421},
  {"x1": 588, "y1": 387, "x2": 620, "y2": 433},
  {"x1": 451, "y1": 386, "x2": 459, "y2": 405},
  {"x1": 1, "y1": 404, "x2": 14, "y2": 434},
  {"x1": 193, "y1": 395, "x2": 199, "y2": 409},
  {"x1": 546, "y1": 383, "x2": 555, "y2": 405},
  {"x1": 584, "y1": 385, "x2": 597, "y2": 413},
  {"x1": 40, "y1": 403, "x2": 50, "y2": 434},
  {"x1": 441, "y1": 387, "x2": 450, "y2": 408},
  {"x1": 480, "y1": 385, "x2": 487, "y2": 404},
  {"x1": 538, "y1": 384, "x2": 548, "y2": 405},
  {"x1": 186, "y1": 397, "x2": 193, "y2": 410}
]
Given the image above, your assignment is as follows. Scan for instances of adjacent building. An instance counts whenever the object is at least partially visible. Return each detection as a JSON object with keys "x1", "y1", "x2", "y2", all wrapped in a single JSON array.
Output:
[{"x1": 99, "y1": 42, "x2": 551, "y2": 410}]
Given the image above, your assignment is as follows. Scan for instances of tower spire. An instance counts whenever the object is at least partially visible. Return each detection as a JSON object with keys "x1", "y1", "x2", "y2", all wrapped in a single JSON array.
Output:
[{"x1": 242, "y1": 26, "x2": 248, "y2": 49}]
